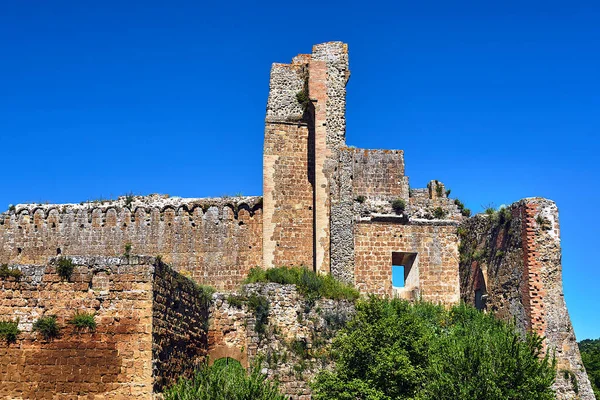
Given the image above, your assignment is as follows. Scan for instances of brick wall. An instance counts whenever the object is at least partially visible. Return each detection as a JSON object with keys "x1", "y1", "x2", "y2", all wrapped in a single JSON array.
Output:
[
  {"x1": 152, "y1": 260, "x2": 210, "y2": 392},
  {"x1": 458, "y1": 199, "x2": 595, "y2": 399},
  {"x1": 0, "y1": 195, "x2": 263, "y2": 291},
  {"x1": 0, "y1": 256, "x2": 155, "y2": 399},
  {"x1": 263, "y1": 121, "x2": 315, "y2": 269},
  {"x1": 354, "y1": 220, "x2": 460, "y2": 303}
]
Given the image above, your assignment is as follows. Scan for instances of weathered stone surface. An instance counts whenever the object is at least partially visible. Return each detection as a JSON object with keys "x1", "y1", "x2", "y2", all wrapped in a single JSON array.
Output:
[
  {"x1": 0, "y1": 195, "x2": 263, "y2": 291},
  {"x1": 208, "y1": 283, "x2": 355, "y2": 399},
  {"x1": 0, "y1": 256, "x2": 208, "y2": 399},
  {"x1": 459, "y1": 199, "x2": 595, "y2": 400}
]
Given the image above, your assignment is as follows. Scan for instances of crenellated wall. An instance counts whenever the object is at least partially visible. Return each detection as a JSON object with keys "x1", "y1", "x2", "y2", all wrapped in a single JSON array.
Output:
[
  {"x1": 459, "y1": 198, "x2": 595, "y2": 400},
  {"x1": 0, "y1": 195, "x2": 263, "y2": 291}
]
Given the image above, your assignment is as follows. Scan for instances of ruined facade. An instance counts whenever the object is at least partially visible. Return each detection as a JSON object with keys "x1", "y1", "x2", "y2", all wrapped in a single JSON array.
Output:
[{"x1": 0, "y1": 42, "x2": 594, "y2": 399}]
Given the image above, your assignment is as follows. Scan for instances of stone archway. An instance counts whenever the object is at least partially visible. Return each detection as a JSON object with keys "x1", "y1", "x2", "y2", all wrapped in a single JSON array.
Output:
[{"x1": 207, "y1": 344, "x2": 248, "y2": 368}]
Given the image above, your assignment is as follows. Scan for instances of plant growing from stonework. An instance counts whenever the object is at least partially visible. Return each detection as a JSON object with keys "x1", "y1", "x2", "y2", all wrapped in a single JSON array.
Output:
[
  {"x1": 247, "y1": 294, "x2": 270, "y2": 337},
  {"x1": 435, "y1": 181, "x2": 444, "y2": 197},
  {"x1": 245, "y1": 266, "x2": 359, "y2": 303},
  {"x1": 56, "y1": 257, "x2": 74, "y2": 281},
  {"x1": 296, "y1": 89, "x2": 310, "y2": 110},
  {"x1": 124, "y1": 243, "x2": 132, "y2": 258},
  {"x1": 355, "y1": 195, "x2": 366, "y2": 204},
  {"x1": 33, "y1": 315, "x2": 60, "y2": 340},
  {"x1": 391, "y1": 199, "x2": 406, "y2": 214},
  {"x1": 8, "y1": 204, "x2": 16, "y2": 213},
  {"x1": 0, "y1": 320, "x2": 20, "y2": 343},
  {"x1": 433, "y1": 207, "x2": 446, "y2": 219},
  {"x1": 68, "y1": 311, "x2": 97, "y2": 332},
  {"x1": 0, "y1": 264, "x2": 22, "y2": 280},
  {"x1": 123, "y1": 192, "x2": 135, "y2": 208}
]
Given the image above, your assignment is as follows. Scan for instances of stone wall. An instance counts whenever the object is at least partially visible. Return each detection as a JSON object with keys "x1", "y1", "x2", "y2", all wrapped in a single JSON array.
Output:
[
  {"x1": 354, "y1": 220, "x2": 460, "y2": 303},
  {"x1": 263, "y1": 121, "x2": 315, "y2": 270},
  {"x1": 262, "y1": 53, "x2": 314, "y2": 272},
  {"x1": 0, "y1": 256, "x2": 211, "y2": 399},
  {"x1": 152, "y1": 260, "x2": 210, "y2": 392},
  {"x1": 0, "y1": 195, "x2": 263, "y2": 291},
  {"x1": 459, "y1": 198, "x2": 595, "y2": 400},
  {"x1": 409, "y1": 180, "x2": 464, "y2": 221},
  {"x1": 208, "y1": 283, "x2": 355, "y2": 400},
  {"x1": 344, "y1": 148, "x2": 409, "y2": 201},
  {"x1": 0, "y1": 256, "x2": 155, "y2": 399}
]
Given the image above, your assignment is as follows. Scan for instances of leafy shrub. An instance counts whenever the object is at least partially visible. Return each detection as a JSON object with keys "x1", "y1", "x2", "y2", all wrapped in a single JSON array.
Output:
[
  {"x1": 198, "y1": 285, "x2": 215, "y2": 307},
  {"x1": 124, "y1": 243, "x2": 132, "y2": 257},
  {"x1": 433, "y1": 207, "x2": 446, "y2": 219},
  {"x1": 0, "y1": 320, "x2": 20, "y2": 343},
  {"x1": 164, "y1": 359, "x2": 286, "y2": 400},
  {"x1": 461, "y1": 208, "x2": 472, "y2": 217},
  {"x1": 312, "y1": 298, "x2": 556, "y2": 400},
  {"x1": 435, "y1": 181, "x2": 443, "y2": 197},
  {"x1": 579, "y1": 338, "x2": 600, "y2": 399},
  {"x1": 245, "y1": 266, "x2": 359, "y2": 303},
  {"x1": 296, "y1": 90, "x2": 310, "y2": 110},
  {"x1": 355, "y1": 195, "x2": 366, "y2": 204},
  {"x1": 226, "y1": 294, "x2": 245, "y2": 309},
  {"x1": 391, "y1": 199, "x2": 406, "y2": 214},
  {"x1": 56, "y1": 257, "x2": 74, "y2": 281},
  {"x1": 536, "y1": 215, "x2": 552, "y2": 230},
  {"x1": 498, "y1": 207, "x2": 512, "y2": 224},
  {"x1": 248, "y1": 294, "x2": 270, "y2": 336},
  {"x1": 0, "y1": 264, "x2": 22, "y2": 280},
  {"x1": 33, "y1": 315, "x2": 60, "y2": 340},
  {"x1": 8, "y1": 204, "x2": 16, "y2": 212},
  {"x1": 124, "y1": 192, "x2": 135, "y2": 208},
  {"x1": 445, "y1": 189, "x2": 451, "y2": 197},
  {"x1": 69, "y1": 311, "x2": 96, "y2": 332}
]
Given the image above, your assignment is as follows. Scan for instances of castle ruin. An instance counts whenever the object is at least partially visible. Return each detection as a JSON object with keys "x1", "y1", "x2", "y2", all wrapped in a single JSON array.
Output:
[{"x1": 0, "y1": 42, "x2": 594, "y2": 399}]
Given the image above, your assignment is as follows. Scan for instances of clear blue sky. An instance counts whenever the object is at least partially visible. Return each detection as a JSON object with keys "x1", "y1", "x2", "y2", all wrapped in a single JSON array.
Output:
[{"x1": 1, "y1": 1, "x2": 598, "y2": 339}]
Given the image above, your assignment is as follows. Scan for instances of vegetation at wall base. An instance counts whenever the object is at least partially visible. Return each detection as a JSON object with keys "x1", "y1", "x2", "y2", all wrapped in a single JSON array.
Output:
[
  {"x1": 33, "y1": 315, "x2": 60, "y2": 340},
  {"x1": 164, "y1": 359, "x2": 286, "y2": 400},
  {"x1": 245, "y1": 266, "x2": 359, "y2": 303},
  {"x1": 0, "y1": 320, "x2": 20, "y2": 343},
  {"x1": 579, "y1": 338, "x2": 600, "y2": 398},
  {"x1": 311, "y1": 297, "x2": 556, "y2": 400}
]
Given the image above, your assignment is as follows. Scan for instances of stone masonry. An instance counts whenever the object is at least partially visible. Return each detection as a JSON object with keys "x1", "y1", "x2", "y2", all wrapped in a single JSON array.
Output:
[
  {"x1": 0, "y1": 41, "x2": 594, "y2": 399},
  {"x1": 0, "y1": 256, "x2": 209, "y2": 399}
]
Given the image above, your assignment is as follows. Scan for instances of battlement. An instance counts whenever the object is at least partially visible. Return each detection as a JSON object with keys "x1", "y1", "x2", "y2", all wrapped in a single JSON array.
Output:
[{"x1": 0, "y1": 195, "x2": 263, "y2": 290}]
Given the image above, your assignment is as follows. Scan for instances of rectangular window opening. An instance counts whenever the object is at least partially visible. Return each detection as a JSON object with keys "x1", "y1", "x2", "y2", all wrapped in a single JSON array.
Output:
[
  {"x1": 392, "y1": 265, "x2": 405, "y2": 288},
  {"x1": 391, "y1": 252, "x2": 418, "y2": 299}
]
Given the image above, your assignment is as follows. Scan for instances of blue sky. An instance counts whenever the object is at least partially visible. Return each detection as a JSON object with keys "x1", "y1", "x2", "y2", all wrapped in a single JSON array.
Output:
[{"x1": 1, "y1": 1, "x2": 598, "y2": 339}]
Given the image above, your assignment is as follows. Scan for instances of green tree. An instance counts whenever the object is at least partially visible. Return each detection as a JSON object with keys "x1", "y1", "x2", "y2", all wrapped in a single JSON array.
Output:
[
  {"x1": 579, "y1": 338, "x2": 600, "y2": 398},
  {"x1": 312, "y1": 298, "x2": 556, "y2": 400}
]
